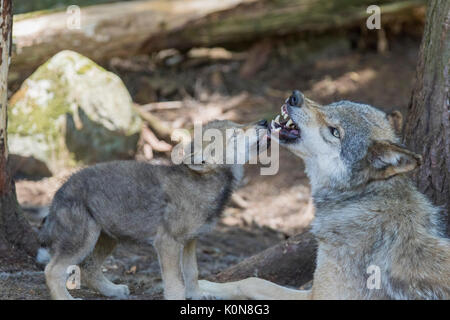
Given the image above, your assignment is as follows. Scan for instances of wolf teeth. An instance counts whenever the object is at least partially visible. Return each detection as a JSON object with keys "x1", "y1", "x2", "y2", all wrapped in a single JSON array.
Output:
[
  {"x1": 286, "y1": 119, "x2": 293, "y2": 127},
  {"x1": 280, "y1": 105, "x2": 290, "y2": 120},
  {"x1": 275, "y1": 115, "x2": 280, "y2": 123}
]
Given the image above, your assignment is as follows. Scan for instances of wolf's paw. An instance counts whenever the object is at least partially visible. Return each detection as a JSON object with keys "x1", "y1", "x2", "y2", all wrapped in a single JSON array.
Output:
[
  {"x1": 186, "y1": 288, "x2": 221, "y2": 300},
  {"x1": 196, "y1": 280, "x2": 228, "y2": 300},
  {"x1": 196, "y1": 293, "x2": 221, "y2": 300}
]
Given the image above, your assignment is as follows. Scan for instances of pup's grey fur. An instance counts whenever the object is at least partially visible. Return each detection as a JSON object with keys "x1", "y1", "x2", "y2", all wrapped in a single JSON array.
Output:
[
  {"x1": 199, "y1": 93, "x2": 450, "y2": 300},
  {"x1": 39, "y1": 120, "x2": 268, "y2": 300}
]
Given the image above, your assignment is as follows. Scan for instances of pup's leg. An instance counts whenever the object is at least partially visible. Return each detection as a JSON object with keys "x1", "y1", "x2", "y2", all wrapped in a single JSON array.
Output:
[
  {"x1": 44, "y1": 203, "x2": 101, "y2": 300},
  {"x1": 182, "y1": 239, "x2": 204, "y2": 299},
  {"x1": 81, "y1": 233, "x2": 129, "y2": 299},
  {"x1": 154, "y1": 231, "x2": 185, "y2": 300},
  {"x1": 199, "y1": 278, "x2": 312, "y2": 300},
  {"x1": 45, "y1": 255, "x2": 81, "y2": 300}
]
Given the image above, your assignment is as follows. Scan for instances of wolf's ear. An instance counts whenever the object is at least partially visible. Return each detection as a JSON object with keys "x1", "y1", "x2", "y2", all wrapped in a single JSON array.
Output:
[
  {"x1": 368, "y1": 140, "x2": 422, "y2": 180},
  {"x1": 386, "y1": 111, "x2": 403, "y2": 134}
]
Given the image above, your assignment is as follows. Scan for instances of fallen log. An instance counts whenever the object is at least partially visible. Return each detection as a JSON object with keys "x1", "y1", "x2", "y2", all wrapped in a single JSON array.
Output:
[
  {"x1": 11, "y1": 0, "x2": 253, "y2": 80},
  {"x1": 11, "y1": 0, "x2": 425, "y2": 81},
  {"x1": 141, "y1": 0, "x2": 425, "y2": 53},
  {"x1": 211, "y1": 230, "x2": 317, "y2": 288}
]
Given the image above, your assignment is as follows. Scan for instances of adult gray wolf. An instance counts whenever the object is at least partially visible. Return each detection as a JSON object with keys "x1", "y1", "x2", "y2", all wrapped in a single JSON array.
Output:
[
  {"x1": 39, "y1": 120, "x2": 269, "y2": 300},
  {"x1": 199, "y1": 91, "x2": 450, "y2": 300}
]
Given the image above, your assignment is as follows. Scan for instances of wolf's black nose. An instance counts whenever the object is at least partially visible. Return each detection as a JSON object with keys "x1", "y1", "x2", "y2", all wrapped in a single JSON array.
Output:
[
  {"x1": 288, "y1": 90, "x2": 303, "y2": 107},
  {"x1": 257, "y1": 119, "x2": 268, "y2": 127}
]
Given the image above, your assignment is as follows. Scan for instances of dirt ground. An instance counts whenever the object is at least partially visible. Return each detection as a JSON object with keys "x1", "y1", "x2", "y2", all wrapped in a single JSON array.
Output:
[{"x1": 2, "y1": 34, "x2": 421, "y2": 299}]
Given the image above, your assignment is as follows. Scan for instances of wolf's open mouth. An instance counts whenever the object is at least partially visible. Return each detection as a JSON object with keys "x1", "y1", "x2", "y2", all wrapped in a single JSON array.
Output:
[{"x1": 269, "y1": 104, "x2": 301, "y2": 142}]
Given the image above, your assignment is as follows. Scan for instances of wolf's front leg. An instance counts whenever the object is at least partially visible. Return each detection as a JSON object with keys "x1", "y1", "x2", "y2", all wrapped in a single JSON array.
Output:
[{"x1": 199, "y1": 278, "x2": 312, "y2": 300}]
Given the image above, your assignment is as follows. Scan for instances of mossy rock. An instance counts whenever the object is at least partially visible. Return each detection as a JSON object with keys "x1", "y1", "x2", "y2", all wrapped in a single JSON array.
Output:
[{"x1": 8, "y1": 50, "x2": 142, "y2": 174}]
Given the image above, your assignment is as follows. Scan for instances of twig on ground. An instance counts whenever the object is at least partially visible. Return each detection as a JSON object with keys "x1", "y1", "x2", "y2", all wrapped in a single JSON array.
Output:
[
  {"x1": 141, "y1": 126, "x2": 172, "y2": 152},
  {"x1": 133, "y1": 104, "x2": 174, "y2": 141}
]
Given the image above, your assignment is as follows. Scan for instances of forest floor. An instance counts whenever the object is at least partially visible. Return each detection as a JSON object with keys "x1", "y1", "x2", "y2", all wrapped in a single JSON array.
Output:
[{"x1": 2, "y1": 34, "x2": 420, "y2": 299}]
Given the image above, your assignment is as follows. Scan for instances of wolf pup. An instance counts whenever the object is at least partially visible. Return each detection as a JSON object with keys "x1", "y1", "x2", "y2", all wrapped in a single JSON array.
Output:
[
  {"x1": 199, "y1": 91, "x2": 450, "y2": 299},
  {"x1": 39, "y1": 120, "x2": 269, "y2": 300}
]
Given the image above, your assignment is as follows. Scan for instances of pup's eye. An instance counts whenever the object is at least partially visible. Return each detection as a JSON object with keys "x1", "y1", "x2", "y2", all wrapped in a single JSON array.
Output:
[{"x1": 329, "y1": 127, "x2": 340, "y2": 139}]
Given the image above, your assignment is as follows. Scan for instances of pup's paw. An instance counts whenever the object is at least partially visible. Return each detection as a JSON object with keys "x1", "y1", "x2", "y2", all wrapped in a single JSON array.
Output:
[{"x1": 105, "y1": 284, "x2": 130, "y2": 299}]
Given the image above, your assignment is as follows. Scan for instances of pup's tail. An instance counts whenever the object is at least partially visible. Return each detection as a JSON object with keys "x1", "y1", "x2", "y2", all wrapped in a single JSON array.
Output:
[
  {"x1": 36, "y1": 207, "x2": 52, "y2": 265},
  {"x1": 36, "y1": 247, "x2": 51, "y2": 265}
]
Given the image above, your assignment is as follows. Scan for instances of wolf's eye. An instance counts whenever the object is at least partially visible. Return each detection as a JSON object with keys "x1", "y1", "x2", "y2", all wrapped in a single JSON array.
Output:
[{"x1": 329, "y1": 127, "x2": 340, "y2": 139}]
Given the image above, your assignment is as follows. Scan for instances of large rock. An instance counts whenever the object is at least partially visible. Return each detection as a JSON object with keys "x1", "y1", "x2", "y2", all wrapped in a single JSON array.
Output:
[{"x1": 8, "y1": 50, "x2": 142, "y2": 174}]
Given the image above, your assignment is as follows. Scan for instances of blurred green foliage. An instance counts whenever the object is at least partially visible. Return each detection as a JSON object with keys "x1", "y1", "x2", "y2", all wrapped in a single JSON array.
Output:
[{"x1": 13, "y1": 0, "x2": 136, "y2": 14}]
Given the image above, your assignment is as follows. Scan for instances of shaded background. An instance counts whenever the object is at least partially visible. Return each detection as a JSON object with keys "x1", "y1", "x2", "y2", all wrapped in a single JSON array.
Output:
[{"x1": 3, "y1": 0, "x2": 427, "y2": 299}]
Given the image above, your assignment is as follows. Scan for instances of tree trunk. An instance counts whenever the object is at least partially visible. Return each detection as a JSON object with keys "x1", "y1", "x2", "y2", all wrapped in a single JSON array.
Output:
[
  {"x1": 11, "y1": 0, "x2": 425, "y2": 82},
  {"x1": 403, "y1": 0, "x2": 450, "y2": 235},
  {"x1": 0, "y1": 0, "x2": 38, "y2": 272},
  {"x1": 212, "y1": 230, "x2": 317, "y2": 287}
]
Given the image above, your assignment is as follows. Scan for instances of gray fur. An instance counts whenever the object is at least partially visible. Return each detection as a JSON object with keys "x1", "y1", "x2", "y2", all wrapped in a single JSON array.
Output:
[{"x1": 281, "y1": 95, "x2": 450, "y2": 299}]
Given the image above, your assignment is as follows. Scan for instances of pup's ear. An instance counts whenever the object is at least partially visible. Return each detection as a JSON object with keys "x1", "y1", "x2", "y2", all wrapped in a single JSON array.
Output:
[
  {"x1": 386, "y1": 111, "x2": 403, "y2": 134},
  {"x1": 183, "y1": 152, "x2": 215, "y2": 174},
  {"x1": 186, "y1": 163, "x2": 215, "y2": 173},
  {"x1": 368, "y1": 140, "x2": 422, "y2": 180}
]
